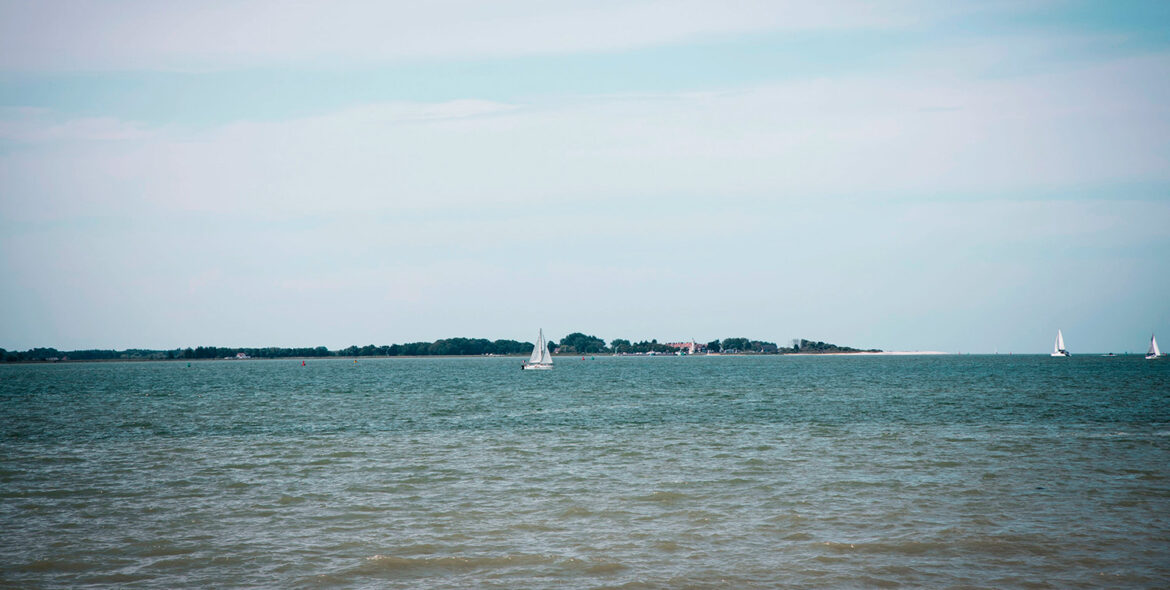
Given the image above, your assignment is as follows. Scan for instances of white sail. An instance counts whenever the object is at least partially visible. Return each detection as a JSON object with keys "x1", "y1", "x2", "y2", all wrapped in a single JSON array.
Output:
[
  {"x1": 1051, "y1": 329, "x2": 1069, "y2": 357},
  {"x1": 528, "y1": 330, "x2": 546, "y2": 364},
  {"x1": 524, "y1": 329, "x2": 553, "y2": 369},
  {"x1": 1149, "y1": 334, "x2": 1161, "y2": 359},
  {"x1": 539, "y1": 337, "x2": 552, "y2": 364}
]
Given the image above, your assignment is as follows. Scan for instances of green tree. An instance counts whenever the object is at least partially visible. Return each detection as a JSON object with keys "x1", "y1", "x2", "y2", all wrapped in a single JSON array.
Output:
[
  {"x1": 557, "y1": 332, "x2": 607, "y2": 354},
  {"x1": 721, "y1": 338, "x2": 751, "y2": 352}
]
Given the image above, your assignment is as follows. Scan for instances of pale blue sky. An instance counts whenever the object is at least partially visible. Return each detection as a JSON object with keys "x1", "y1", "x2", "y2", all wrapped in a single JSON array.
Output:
[{"x1": 1, "y1": 0, "x2": 1168, "y2": 353}]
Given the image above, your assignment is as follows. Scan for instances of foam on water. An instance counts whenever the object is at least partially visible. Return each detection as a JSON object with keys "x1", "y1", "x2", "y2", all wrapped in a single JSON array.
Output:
[{"x1": 2, "y1": 355, "x2": 1169, "y2": 588}]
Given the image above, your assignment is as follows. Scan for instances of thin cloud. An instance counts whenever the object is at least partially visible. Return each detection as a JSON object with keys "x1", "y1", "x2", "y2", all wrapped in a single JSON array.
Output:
[
  {"x1": 0, "y1": 113, "x2": 153, "y2": 143},
  {"x1": 0, "y1": 0, "x2": 954, "y2": 71},
  {"x1": 2, "y1": 52, "x2": 1167, "y2": 224}
]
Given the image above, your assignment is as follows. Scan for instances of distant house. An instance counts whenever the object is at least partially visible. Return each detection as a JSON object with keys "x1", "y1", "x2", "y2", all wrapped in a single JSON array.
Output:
[
  {"x1": 235, "y1": 352, "x2": 249, "y2": 359},
  {"x1": 664, "y1": 340, "x2": 705, "y2": 354}
]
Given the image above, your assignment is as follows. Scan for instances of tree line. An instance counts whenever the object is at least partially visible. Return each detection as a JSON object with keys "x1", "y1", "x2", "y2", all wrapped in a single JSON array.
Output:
[
  {"x1": 0, "y1": 339, "x2": 531, "y2": 362},
  {"x1": 0, "y1": 335, "x2": 877, "y2": 362}
]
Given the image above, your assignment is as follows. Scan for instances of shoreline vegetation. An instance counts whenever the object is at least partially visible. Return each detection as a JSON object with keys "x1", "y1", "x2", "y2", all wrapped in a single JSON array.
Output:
[{"x1": 1, "y1": 335, "x2": 880, "y2": 363}]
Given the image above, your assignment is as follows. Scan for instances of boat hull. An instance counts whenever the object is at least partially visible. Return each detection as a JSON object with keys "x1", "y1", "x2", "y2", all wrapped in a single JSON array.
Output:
[
  {"x1": 1050, "y1": 351, "x2": 1070, "y2": 357},
  {"x1": 522, "y1": 363, "x2": 553, "y2": 370}
]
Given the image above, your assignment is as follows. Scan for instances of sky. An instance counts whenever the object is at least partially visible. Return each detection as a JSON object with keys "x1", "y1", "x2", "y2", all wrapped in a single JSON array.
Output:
[{"x1": 1, "y1": 0, "x2": 1168, "y2": 354}]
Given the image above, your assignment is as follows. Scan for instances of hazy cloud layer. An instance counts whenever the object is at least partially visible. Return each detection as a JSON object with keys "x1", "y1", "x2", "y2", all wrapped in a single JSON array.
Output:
[
  {"x1": 0, "y1": 0, "x2": 939, "y2": 71},
  {"x1": 5, "y1": 52, "x2": 1167, "y2": 218}
]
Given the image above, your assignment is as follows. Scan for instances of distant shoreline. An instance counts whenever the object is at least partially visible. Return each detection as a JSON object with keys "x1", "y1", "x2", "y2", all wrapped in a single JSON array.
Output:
[
  {"x1": 9, "y1": 352, "x2": 1157, "y2": 364},
  {"x1": 0, "y1": 337, "x2": 882, "y2": 362},
  {"x1": 1, "y1": 351, "x2": 967, "y2": 364},
  {"x1": 8, "y1": 351, "x2": 1157, "y2": 364}
]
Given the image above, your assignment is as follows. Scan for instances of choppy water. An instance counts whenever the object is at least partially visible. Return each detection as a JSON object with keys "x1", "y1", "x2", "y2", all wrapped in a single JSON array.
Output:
[{"x1": 2, "y1": 355, "x2": 1169, "y2": 588}]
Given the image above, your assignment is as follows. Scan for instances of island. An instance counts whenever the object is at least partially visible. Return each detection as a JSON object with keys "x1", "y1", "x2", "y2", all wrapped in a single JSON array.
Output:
[{"x1": 0, "y1": 335, "x2": 879, "y2": 362}]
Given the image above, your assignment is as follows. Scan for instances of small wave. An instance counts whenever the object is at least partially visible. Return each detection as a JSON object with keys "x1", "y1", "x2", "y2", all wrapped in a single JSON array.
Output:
[
  {"x1": 718, "y1": 477, "x2": 758, "y2": 485},
  {"x1": 8, "y1": 487, "x2": 101, "y2": 499},
  {"x1": 17, "y1": 559, "x2": 98, "y2": 573},
  {"x1": 357, "y1": 553, "x2": 556, "y2": 576},
  {"x1": 511, "y1": 522, "x2": 561, "y2": 532},
  {"x1": 813, "y1": 554, "x2": 849, "y2": 564},
  {"x1": 145, "y1": 556, "x2": 205, "y2": 571},
  {"x1": 764, "y1": 512, "x2": 807, "y2": 525},
  {"x1": 222, "y1": 463, "x2": 260, "y2": 470},
  {"x1": 395, "y1": 543, "x2": 441, "y2": 555},
  {"x1": 927, "y1": 460, "x2": 962, "y2": 468},
  {"x1": 958, "y1": 535, "x2": 1060, "y2": 557},
  {"x1": 77, "y1": 572, "x2": 152, "y2": 584},
  {"x1": 27, "y1": 455, "x2": 86, "y2": 465},
  {"x1": 855, "y1": 574, "x2": 902, "y2": 588},
  {"x1": 652, "y1": 540, "x2": 681, "y2": 552},
  {"x1": 345, "y1": 504, "x2": 384, "y2": 513},
  {"x1": 632, "y1": 490, "x2": 688, "y2": 505},
  {"x1": 874, "y1": 564, "x2": 920, "y2": 576},
  {"x1": 820, "y1": 540, "x2": 938, "y2": 556},
  {"x1": 128, "y1": 541, "x2": 197, "y2": 558},
  {"x1": 559, "y1": 505, "x2": 593, "y2": 518},
  {"x1": 575, "y1": 559, "x2": 628, "y2": 575}
]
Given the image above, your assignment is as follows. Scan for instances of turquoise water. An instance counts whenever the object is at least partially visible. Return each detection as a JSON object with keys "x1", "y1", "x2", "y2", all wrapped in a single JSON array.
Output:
[{"x1": 2, "y1": 355, "x2": 1168, "y2": 588}]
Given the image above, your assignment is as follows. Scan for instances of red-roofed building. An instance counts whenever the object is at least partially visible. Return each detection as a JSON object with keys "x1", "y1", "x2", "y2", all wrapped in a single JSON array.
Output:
[{"x1": 664, "y1": 340, "x2": 705, "y2": 354}]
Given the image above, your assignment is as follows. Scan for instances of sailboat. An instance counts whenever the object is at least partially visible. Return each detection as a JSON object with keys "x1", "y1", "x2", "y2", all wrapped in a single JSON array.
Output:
[
  {"x1": 523, "y1": 329, "x2": 554, "y2": 370},
  {"x1": 1147, "y1": 334, "x2": 1162, "y2": 360},
  {"x1": 1050, "y1": 329, "x2": 1070, "y2": 357}
]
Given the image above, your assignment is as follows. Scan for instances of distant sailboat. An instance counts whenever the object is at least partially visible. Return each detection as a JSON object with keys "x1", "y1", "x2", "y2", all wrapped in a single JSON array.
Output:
[
  {"x1": 523, "y1": 329, "x2": 554, "y2": 370},
  {"x1": 1147, "y1": 334, "x2": 1162, "y2": 360},
  {"x1": 1051, "y1": 329, "x2": 1070, "y2": 357}
]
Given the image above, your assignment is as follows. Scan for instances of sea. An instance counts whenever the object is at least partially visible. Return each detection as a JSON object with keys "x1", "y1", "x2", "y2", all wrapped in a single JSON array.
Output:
[{"x1": 2, "y1": 355, "x2": 1168, "y2": 589}]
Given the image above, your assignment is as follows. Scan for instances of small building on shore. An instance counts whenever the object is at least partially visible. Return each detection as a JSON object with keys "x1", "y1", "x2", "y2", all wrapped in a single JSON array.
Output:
[{"x1": 664, "y1": 340, "x2": 705, "y2": 354}]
